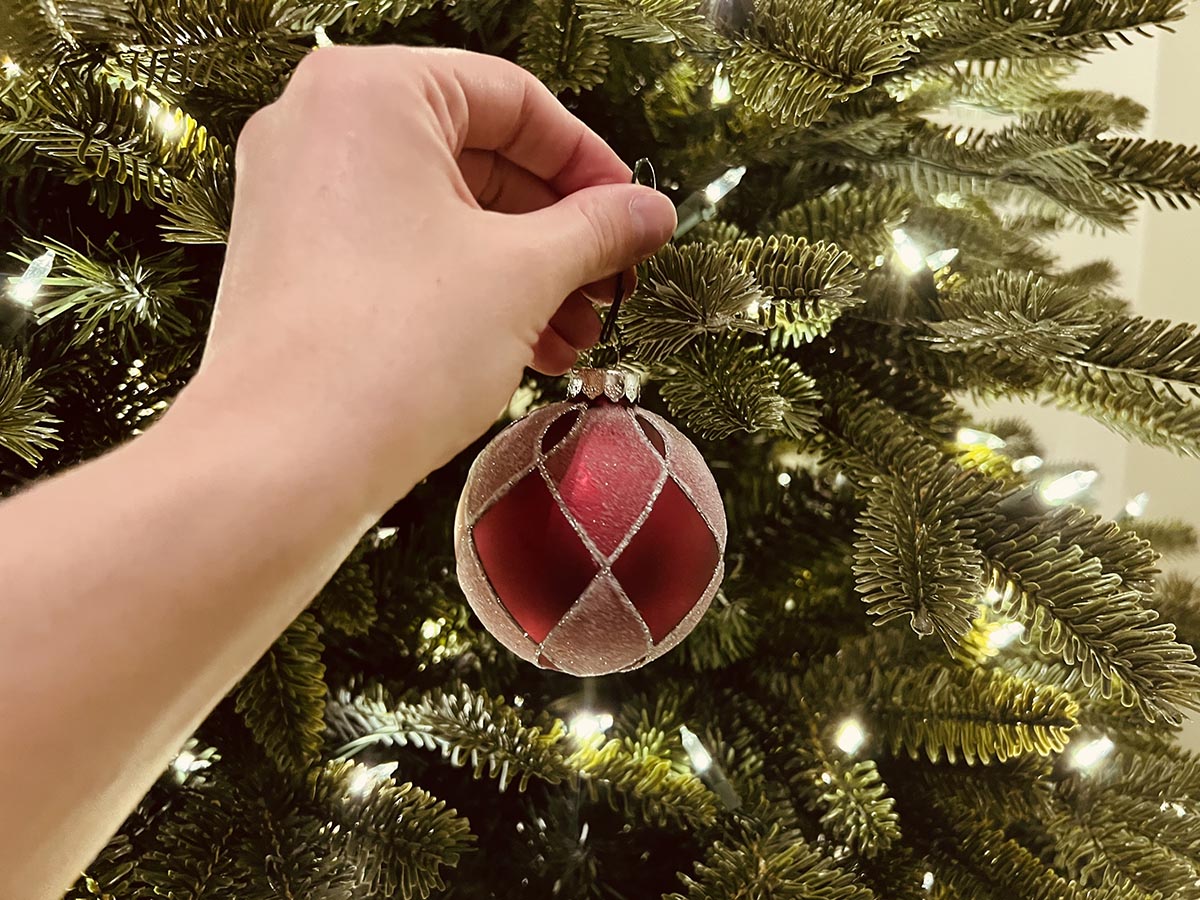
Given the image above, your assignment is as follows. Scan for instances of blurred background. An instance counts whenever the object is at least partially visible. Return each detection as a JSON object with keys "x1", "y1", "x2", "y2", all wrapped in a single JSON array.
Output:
[{"x1": 973, "y1": 11, "x2": 1200, "y2": 747}]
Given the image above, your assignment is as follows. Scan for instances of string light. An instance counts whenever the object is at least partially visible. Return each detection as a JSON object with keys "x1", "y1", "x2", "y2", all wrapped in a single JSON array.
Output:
[
  {"x1": 347, "y1": 761, "x2": 398, "y2": 796},
  {"x1": 984, "y1": 586, "x2": 1002, "y2": 604},
  {"x1": 710, "y1": 64, "x2": 732, "y2": 106},
  {"x1": 956, "y1": 427, "x2": 1005, "y2": 450},
  {"x1": 7, "y1": 248, "x2": 55, "y2": 307},
  {"x1": 1, "y1": 55, "x2": 20, "y2": 79},
  {"x1": 420, "y1": 618, "x2": 443, "y2": 640},
  {"x1": 1160, "y1": 800, "x2": 1187, "y2": 817},
  {"x1": 680, "y1": 725, "x2": 713, "y2": 773},
  {"x1": 922, "y1": 871, "x2": 935, "y2": 891},
  {"x1": 314, "y1": 24, "x2": 334, "y2": 47},
  {"x1": 147, "y1": 100, "x2": 185, "y2": 139},
  {"x1": 834, "y1": 717, "x2": 866, "y2": 755},
  {"x1": 1041, "y1": 469, "x2": 1098, "y2": 504},
  {"x1": 675, "y1": 165, "x2": 747, "y2": 237},
  {"x1": 569, "y1": 710, "x2": 613, "y2": 741},
  {"x1": 924, "y1": 247, "x2": 960, "y2": 270},
  {"x1": 987, "y1": 620, "x2": 1024, "y2": 650},
  {"x1": 1013, "y1": 455, "x2": 1044, "y2": 474},
  {"x1": 704, "y1": 166, "x2": 746, "y2": 204},
  {"x1": 1124, "y1": 492, "x2": 1150, "y2": 517},
  {"x1": 1067, "y1": 735, "x2": 1114, "y2": 772},
  {"x1": 777, "y1": 472, "x2": 792, "y2": 487},
  {"x1": 891, "y1": 228, "x2": 927, "y2": 274}
]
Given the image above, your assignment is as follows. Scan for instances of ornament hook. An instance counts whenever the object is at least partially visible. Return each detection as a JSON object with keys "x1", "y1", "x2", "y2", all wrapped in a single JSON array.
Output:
[{"x1": 599, "y1": 158, "x2": 657, "y2": 350}]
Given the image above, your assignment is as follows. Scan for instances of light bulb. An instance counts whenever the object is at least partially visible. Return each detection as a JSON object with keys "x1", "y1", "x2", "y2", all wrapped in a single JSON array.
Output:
[
  {"x1": 987, "y1": 620, "x2": 1024, "y2": 650},
  {"x1": 777, "y1": 472, "x2": 792, "y2": 487},
  {"x1": 1068, "y1": 735, "x2": 1114, "y2": 772},
  {"x1": 154, "y1": 106, "x2": 184, "y2": 138},
  {"x1": 680, "y1": 725, "x2": 713, "y2": 773},
  {"x1": 1041, "y1": 470, "x2": 1098, "y2": 504},
  {"x1": 420, "y1": 618, "x2": 443, "y2": 639},
  {"x1": 956, "y1": 427, "x2": 1005, "y2": 450},
  {"x1": 1124, "y1": 492, "x2": 1150, "y2": 517},
  {"x1": 891, "y1": 228, "x2": 927, "y2": 274},
  {"x1": 2, "y1": 56, "x2": 21, "y2": 79},
  {"x1": 922, "y1": 871, "x2": 935, "y2": 891},
  {"x1": 924, "y1": 247, "x2": 959, "y2": 270},
  {"x1": 710, "y1": 65, "x2": 732, "y2": 106},
  {"x1": 347, "y1": 761, "x2": 398, "y2": 796},
  {"x1": 1013, "y1": 455, "x2": 1044, "y2": 474},
  {"x1": 314, "y1": 24, "x2": 334, "y2": 47},
  {"x1": 704, "y1": 166, "x2": 746, "y2": 204},
  {"x1": 7, "y1": 248, "x2": 55, "y2": 307},
  {"x1": 569, "y1": 710, "x2": 613, "y2": 741},
  {"x1": 833, "y1": 717, "x2": 866, "y2": 754}
]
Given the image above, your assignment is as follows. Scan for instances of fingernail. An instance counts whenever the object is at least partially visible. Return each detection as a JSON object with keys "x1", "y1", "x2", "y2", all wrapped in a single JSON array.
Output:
[{"x1": 630, "y1": 191, "x2": 677, "y2": 259}]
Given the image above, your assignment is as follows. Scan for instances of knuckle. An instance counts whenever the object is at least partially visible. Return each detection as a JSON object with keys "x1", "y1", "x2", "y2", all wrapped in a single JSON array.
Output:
[
  {"x1": 235, "y1": 105, "x2": 276, "y2": 166},
  {"x1": 287, "y1": 46, "x2": 361, "y2": 105}
]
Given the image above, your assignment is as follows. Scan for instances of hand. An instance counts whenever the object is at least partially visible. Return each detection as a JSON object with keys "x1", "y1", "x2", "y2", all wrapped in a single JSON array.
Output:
[{"x1": 179, "y1": 45, "x2": 677, "y2": 511}]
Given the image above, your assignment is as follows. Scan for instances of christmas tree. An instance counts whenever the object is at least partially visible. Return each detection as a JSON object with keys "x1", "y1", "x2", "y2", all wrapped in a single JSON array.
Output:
[{"x1": 6, "y1": 0, "x2": 1200, "y2": 897}]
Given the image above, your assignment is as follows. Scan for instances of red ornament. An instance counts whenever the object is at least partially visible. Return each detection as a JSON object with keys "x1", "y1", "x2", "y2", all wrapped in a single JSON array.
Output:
[{"x1": 455, "y1": 369, "x2": 727, "y2": 676}]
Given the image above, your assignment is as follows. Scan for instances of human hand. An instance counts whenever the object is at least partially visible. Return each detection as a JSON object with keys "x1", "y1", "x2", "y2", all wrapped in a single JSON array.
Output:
[{"x1": 178, "y1": 45, "x2": 676, "y2": 512}]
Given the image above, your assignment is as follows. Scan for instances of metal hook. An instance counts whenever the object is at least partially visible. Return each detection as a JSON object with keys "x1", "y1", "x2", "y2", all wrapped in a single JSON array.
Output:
[{"x1": 599, "y1": 159, "x2": 657, "y2": 348}]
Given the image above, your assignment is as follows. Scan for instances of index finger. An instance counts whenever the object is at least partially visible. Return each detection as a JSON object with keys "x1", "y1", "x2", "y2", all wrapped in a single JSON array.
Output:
[{"x1": 406, "y1": 47, "x2": 632, "y2": 194}]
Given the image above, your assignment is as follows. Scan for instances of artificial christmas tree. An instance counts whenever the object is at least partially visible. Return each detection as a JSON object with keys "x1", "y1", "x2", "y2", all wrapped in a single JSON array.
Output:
[{"x1": 5, "y1": 0, "x2": 1200, "y2": 898}]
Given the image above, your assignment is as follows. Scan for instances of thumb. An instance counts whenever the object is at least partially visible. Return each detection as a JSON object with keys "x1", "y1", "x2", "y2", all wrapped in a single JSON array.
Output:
[{"x1": 519, "y1": 183, "x2": 676, "y2": 292}]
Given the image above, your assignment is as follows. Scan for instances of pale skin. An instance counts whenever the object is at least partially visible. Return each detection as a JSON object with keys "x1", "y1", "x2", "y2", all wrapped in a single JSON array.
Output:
[{"x1": 0, "y1": 45, "x2": 677, "y2": 900}]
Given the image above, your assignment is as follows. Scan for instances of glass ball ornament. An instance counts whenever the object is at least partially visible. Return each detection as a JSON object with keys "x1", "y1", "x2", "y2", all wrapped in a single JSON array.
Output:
[{"x1": 454, "y1": 368, "x2": 727, "y2": 676}]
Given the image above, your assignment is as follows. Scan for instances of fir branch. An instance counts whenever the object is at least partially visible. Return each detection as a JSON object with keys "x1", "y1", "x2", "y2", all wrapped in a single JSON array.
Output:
[
  {"x1": 1097, "y1": 137, "x2": 1200, "y2": 209},
  {"x1": 0, "y1": 347, "x2": 59, "y2": 466},
  {"x1": 68, "y1": 834, "x2": 137, "y2": 900},
  {"x1": 1038, "y1": 504, "x2": 1159, "y2": 595},
  {"x1": 726, "y1": 0, "x2": 912, "y2": 126},
  {"x1": 234, "y1": 611, "x2": 328, "y2": 775},
  {"x1": 621, "y1": 242, "x2": 764, "y2": 362},
  {"x1": 1148, "y1": 573, "x2": 1200, "y2": 651},
  {"x1": 17, "y1": 238, "x2": 198, "y2": 348},
  {"x1": 310, "y1": 761, "x2": 474, "y2": 900},
  {"x1": 518, "y1": 0, "x2": 609, "y2": 95},
  {"x1": 853, "y1": 469, "x2": 984, "y2": 647},
  {"x1": 277, "y1": 0, "x2": 437, "y2": 34},
  {"x1": 160, "y1": 145, "x2": 233, "y2": 244},
  {"x1": 658, "y1": 335, "x2": 820, "y2": 439},
  {"x1": 578, "y1": 0, "x2": 723, "y2": 50},
  {"x1": 135, "y1": 785, "x2": 249, "y2": 899},
  {"x1": 1125, "y1": 518, "x2": 1198, "y2": 557},
  {"x1": 772, "y1": 183, "x2": 910, "y2": 264},
  {"x1": 313, "y1": 539, "x2": 377, "y2": 636},
  {"x1": 728, "y1": 234, "x2": 863, "y2": 342}
]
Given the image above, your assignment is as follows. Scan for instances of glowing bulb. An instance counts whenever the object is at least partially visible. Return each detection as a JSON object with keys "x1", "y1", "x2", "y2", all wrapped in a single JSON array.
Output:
[
  {"x1": 314, "y1": 24, "x2": 334, "y2": 47},
  {"x1": 420, "y1": 618, "x2": 443, "y2": 640},
  {"x1": 1159, "y1": 800, "x2": 1187, "y2": 817},
  {"x1": 1124, "y1": 492, "x2": 1150, "y2": 518},
  {"x1": 171, "y1": 749, "x2": 197, "y2": 774},
  {"x1": 347, "y1": 761, "x2": 398, "y2": 796},
  {"x1": 777, "y1": 472, "x2": 792, "y2": 487},
  {"x1": 704, "y1": 166, "x2": 746, "y2": 204},
  {"x1": 569, "y1": 711, "x2": 613, "y2": 741},
  {"x1": 984, "y1": 586, "x2": 1002, "y2": 604},
  {"x1": 956, "y1": 427, "x2": 1005, "y2": 450},
  {"x1": 987, "y1": 620, "x2": 1024, "y2": 650},
  {"x1": 7, "y1": 248, "x2": 55, "y2": 307},
  {"x1": 680, "y1": 725, "x2": 713, "y2": 773},
  {"x1": 155, "y1": 105, "x2": 184, "y2": 138},
  {"x1": 924, "y1": 247, "x2": 959, "y2": 270},
  {"x1": 891, "y1": 228, "x2": 927, "y2": 274},
  {"x1": 2, "y1": 56, "x2": 21, "y2": 78},
  {"x1": 1041, "y1": 469, "x2": 1098, "y2": 504},
  {"x1": 922, "y1": 871, "x2": 935, "y2": 891},
  {"x1": 834, "y1": 717, "x2": 866, "y2": 755},
  {"x1": 1068, "y1": 735, "x2": 1114, "y2": 772},
  {"x1": 1013, "y1": 455, "x2": 1044, "y2": 474},
  {"x1": 711, "y1": 65, "x2": 732, "y2": 106}
]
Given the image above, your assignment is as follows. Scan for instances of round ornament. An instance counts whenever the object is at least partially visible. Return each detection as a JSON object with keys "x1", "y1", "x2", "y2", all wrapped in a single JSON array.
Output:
[{"x1": 454, "y1": 368, "x2": 727, "y2": 676}]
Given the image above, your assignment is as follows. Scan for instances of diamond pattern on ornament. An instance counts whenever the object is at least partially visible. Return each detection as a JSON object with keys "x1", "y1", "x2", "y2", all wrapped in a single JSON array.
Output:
[{"x1": 538, "y1": 575, "x2": 653, "y2": 675}]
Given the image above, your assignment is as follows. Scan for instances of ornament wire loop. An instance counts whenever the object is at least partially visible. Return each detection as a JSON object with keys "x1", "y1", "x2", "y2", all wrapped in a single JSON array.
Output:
[{"x1": 599, "y1": 158, "x2": 657, "y2": 350}]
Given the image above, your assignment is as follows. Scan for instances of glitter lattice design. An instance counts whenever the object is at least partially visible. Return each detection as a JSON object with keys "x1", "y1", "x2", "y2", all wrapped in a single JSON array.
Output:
[{"x1": 455, "y1": 399, "x2": 727, "y2": 676}]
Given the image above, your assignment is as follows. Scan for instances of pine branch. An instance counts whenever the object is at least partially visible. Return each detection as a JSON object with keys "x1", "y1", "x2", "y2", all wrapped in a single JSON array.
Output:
[
  {"x1": 0, "y1": 347, "x2": 59, "y2": 465},
  {"x1": 1038, "y1": 504, "x2": 1158, "y2": 595},
  {"x1": 277, "y1": 0, "x2": 437, "y2": 34},
  {"x1": 853, "y1": 469, "x2": 984, "y2": 646},
  {"x1": 68, "y1": 834, "x2": 137, "y2": 899},
  {"x1": 234, "y1": 611, "x2": 327, "y2": 775},
  {"x1": 728, "y1": 234, "x2": 863, "y2": 342},
  {"x1": 518, "y1": 0, "x2": 609, "y2": 95},
  {"x1": 1, "y1": 0, "x2": 137, "y2": 68},
  {"x1": 772, "y1": 183, "x2": 910, "y2": 264},
  {"x1": 309, "y1": 760, "x2": 474, "y2": 900},
  {"x1": 135, "y1": 785, "x2": 249, "y2": 899},
  {"x1": 657, "y1": 334, "x2": 821, "y2": 439},
  {"x1": 313, "y1": 539, "x2": 377, "y2": 636},
  {"x1": 16, "y1": 238, "x2": 198, "y2": 349},
  {"x1": 1125, "y1": 518, "x2": 1197, "y2": 557},
  {"x1": 1148, "y1": 574, "x2": 1200, "y2": 650},
  {"x1": 160, "y1": 145, "x2": 232, "y2": 243},
  {"x1": 620, "y1": 242, "x2": 764, "y2": 362},
  {"x1": 725, "y1": 0, "x2": 912, "y2": 127},
  {"x1": 577, "y1": 0, "x2": 723, "y2": 50},
  {"x1": 907, "y1": 756, "x2": 1055, "y2": 825},
  {"x1": 1097, "y1": 137, "x2": 1200, "y2": 209}
]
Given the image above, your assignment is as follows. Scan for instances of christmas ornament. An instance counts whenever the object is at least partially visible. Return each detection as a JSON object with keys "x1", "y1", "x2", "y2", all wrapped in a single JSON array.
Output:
[{"x1": 455, "y1": 368, "x2": 727, "y2": 676}]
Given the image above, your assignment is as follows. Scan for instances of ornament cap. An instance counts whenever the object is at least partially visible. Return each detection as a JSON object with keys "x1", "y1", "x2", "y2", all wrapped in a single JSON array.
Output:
[{"x1": 566, "y1": 368, "x2": 640, "y2": 404}]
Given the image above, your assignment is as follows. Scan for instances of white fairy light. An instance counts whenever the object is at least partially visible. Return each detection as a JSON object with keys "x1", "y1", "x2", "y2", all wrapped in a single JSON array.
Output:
[
  {"x1": 956, "y1": 427, "x2": 1005, "y2": 450},
  {"x1": 891, "y1": 228, "x2": 927, "y2": 274},
  {"x1": 834, "y1": 717, "x2": 866, "y2": 755},
  {"x1": 987, "y1": 620, "x2": 1025, "y2": 651},
  {"x1": 922, "y1": 871, "x2": 935, "y2": 891},
  {"x1": 984, "y1": 586, "x2": 1002, "y2": 604},
  {"x1": 711, "y1": 64, "x2": 732, "y2": 106},
  {"x1": 171, "y1": 748, "x2": 198, "y2": 775},
  {"x1": 2, "y1": 55, "x2": 21, "y2": 79},
  {"x1": 924, "y1": 247, "x2": 960, "y2": 271},
  {"x1": 777, "y1": 472, "x2": 792, "y2": 487},
  {"x1": 1124, "y1": 492, "x2": 1150, "y2": 518},
  {"x1": 704, "y1": 165, "x2": 746, "y2": 204},
  {"x1": 347, "y1": 761, "x2": 398, "y2": 797},
  {"x1": 680, "y1": 725, "x2": 714, "y2": 773},
  {"x1": 1068, "y1": 735, "x2": 1114, "y2": 772},
  {"x1": 420, "y1": 618, "x2": 443, "y2": 640},
  {"x1": 7, "y1": 248, "x2": 55, "y2": 307},
  {"x1": 569, "y1": 710, "x2": 614, "y2": 741},
  {"x1": 154, "y1": 104, "x2": 184, "y2": 139},
  {"x1": 1013, "y1": 455, "x2": 1044, "y2": 474},
  {"x1": 1041, "y1": 469, "x2": 1099, "y2": 504},
  {"x1": 1159, "y1": 800, "x2": 1187, "y2": 817},
  {"x1": 314, "y1": 24, "x2": 334, "y2": 47}
]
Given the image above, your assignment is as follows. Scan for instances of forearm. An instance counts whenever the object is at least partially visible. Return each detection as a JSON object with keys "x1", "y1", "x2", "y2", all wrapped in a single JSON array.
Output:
[{"x1": 0, "y1": 386, "x2": 391, "y2": 899}]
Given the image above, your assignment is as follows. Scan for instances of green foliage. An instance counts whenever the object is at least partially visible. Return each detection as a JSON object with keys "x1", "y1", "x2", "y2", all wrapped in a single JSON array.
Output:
[
  {"x1": 1125, "y1": 517, "x2": 1198, "y2": 556},
  {"x1": 518, "y1": 0, "x2": 609, "y2": 94},
  {"x1": 1100, "y1": 137, "x2": 1200, "y2": 209},
  {"x1": 314, "y1": 538, "x2": 377, "y2": 635},
  {"x1": 235, "y1": 611, "x2": 328, "y2": 775},
  {"x1": 853, "y1": 469, "x2": 985, "y2": 646},
  {"x1": 0, "y1": 347, "x2": 58, "y2": 465},
  {"x1": 578, "y1": 0, "x2": 722, "y2": 50},
  {"x1": 310, "y1": 761, "x2": 474, "y2": 899}
]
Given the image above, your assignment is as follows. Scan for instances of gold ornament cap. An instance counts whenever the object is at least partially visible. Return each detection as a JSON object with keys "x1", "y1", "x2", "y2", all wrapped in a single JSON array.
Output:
[{"x1": 566, "y1": 368, "x2": 640, "y2": 403}]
